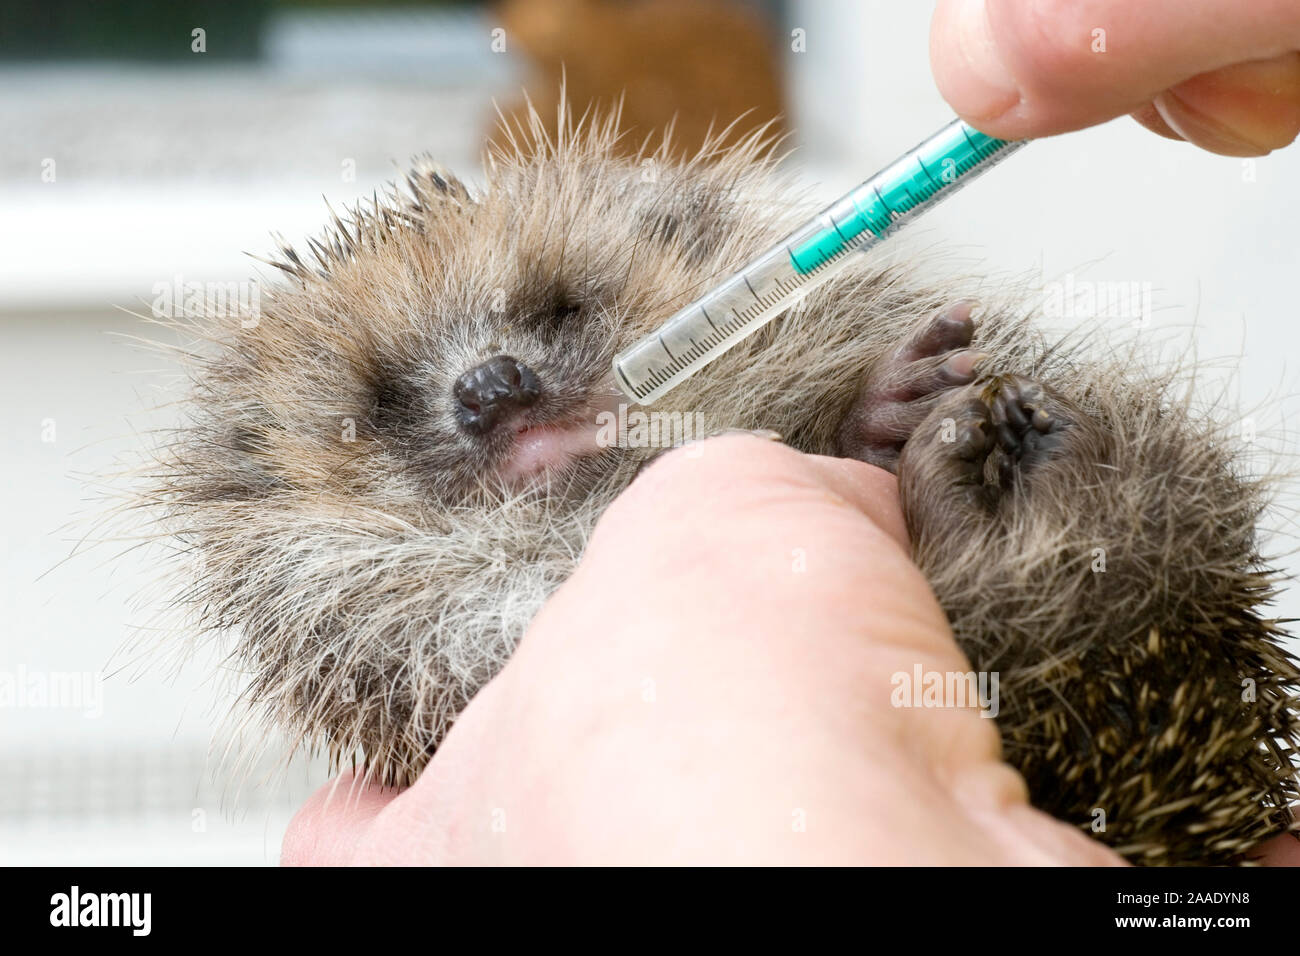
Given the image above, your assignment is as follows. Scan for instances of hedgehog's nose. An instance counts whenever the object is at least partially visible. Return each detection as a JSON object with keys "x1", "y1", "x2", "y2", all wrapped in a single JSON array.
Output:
[{"x1": 453, "y1": 355, "x2": 541, "y2": 435}]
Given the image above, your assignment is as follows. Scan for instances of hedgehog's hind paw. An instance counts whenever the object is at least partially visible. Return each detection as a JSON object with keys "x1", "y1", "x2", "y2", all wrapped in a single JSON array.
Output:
[
  {"x1": 836, "y1": 300, "x2": 986, "y2": 472},
  {"x1": 984, "y1": 374, "x2": 1076, "y2": 489},
  {"x1": 899, "y1": 373, "x2": 1085, "y2": 518}
]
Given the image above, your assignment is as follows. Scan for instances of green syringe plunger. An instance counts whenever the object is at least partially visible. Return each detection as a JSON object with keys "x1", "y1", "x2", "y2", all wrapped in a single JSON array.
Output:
[{"x1": 612, "y1": 118, "x2": 1027, "y2": 405}]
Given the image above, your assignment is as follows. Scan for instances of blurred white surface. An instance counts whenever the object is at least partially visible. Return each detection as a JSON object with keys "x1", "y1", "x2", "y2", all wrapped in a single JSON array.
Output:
[
  {"x1": 1, "y1": 7, "x2": 510, "y2": 867},
  {"x1": 0, "y1": 309, "x2": 330, "y2": 865},
  {"x1": 0, "y1": 9, "x2": 512, "y2": 310},
  {"x1": 3, "y1": 1, "x2": 1299, "y2": 865}
]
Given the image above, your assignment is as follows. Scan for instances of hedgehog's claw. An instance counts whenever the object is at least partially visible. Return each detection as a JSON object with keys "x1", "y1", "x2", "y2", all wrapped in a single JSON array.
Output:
[{"x1": 986, "y1": 374, "x2": 1071, "y2": 489}]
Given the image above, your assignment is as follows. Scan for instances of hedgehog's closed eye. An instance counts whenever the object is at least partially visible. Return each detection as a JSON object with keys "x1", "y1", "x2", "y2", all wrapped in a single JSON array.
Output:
[
  {"x1": 544, "y1": 300, "x2": 582, "y2": 332},
  {"x1": 369, "y1": 371, "x2": 418, "y2": 435}
]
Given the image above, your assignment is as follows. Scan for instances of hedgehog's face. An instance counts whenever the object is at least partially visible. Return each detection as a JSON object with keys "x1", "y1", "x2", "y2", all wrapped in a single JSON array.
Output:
[
  {"x1": 153, "y1": 134, "x2": 829, "y2": 781},
  {"x1": 348, "y1": 257, "x2": 631, "y2": 504},
  {"x1": 200, "y1": 258, "x2": 625, "y2": 515},
  {"x1": 182, "y1": 152, "x2": 781, "y2": 519}
]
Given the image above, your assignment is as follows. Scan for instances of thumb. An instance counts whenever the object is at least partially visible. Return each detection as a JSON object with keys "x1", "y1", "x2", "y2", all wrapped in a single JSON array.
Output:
[{"x1": 930, "y1": 0, "x2": 1300, "y2": 154}]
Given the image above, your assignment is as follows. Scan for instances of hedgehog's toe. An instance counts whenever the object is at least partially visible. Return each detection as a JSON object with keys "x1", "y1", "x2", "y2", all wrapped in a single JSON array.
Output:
[
  {"x1": 836, "y1": 301, "x2": 988, "y2": 471},
  {"x1": 985, "y1": 374, "x2": 1073, "y2": 488}
]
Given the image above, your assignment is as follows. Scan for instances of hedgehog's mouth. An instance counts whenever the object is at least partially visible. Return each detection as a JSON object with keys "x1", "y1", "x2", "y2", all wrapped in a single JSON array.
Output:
[
  {"x1": 502, "y1": 420, "x2": 604, "y2": 482},
  {"x1": 498, "y1": 389, "x2": 629, "y2": 484}
]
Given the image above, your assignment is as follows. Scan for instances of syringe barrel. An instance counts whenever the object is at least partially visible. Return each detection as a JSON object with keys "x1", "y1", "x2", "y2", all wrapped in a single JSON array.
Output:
[
  {"x1": 613, "y1": 119, "x2": 1026, "y2": 405},
  {"x1": 789, "y1": 119, "x2": 1025, "y2": 272}
]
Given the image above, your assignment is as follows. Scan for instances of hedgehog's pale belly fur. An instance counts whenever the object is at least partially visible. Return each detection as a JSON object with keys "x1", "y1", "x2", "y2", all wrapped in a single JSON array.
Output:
[{"x1": 150, "y1": 112, "x2": 1300, "y2": 865}]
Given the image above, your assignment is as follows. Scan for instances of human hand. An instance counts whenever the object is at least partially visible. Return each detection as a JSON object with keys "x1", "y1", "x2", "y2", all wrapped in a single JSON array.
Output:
[
  {"x1": 283, "y1": 434, "x2": 1124, "y2": 865},
  {"x1": 930, "y1": 0, "x2": 1300, "y2": 154}
]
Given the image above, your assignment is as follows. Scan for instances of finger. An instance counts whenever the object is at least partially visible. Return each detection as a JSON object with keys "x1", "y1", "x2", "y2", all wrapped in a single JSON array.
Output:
[
  {"x1": 1252, "y1": 830, "x2": 1300, "y2": 866},
  {"x1": 605, "y1": 436, "x2": 984, "y2": 742},
  {"x1": 532, "y1": 436, "x2": 1008, "y2": 861},
  {"x1": 616, "y1": 431, "x2": 914, "y2": 557},
  {"x1": 930, "y1": 0, "x2": 1300, "y2": 147},
  {"x1": 1152, "y1": 53, "x2": 1300, "y2": 155}
]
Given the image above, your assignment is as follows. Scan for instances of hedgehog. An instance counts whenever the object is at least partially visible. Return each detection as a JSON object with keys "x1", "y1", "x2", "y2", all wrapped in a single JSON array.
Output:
[{"x1": 140, "y1": 107, "x2": 1300, "y2": 865}]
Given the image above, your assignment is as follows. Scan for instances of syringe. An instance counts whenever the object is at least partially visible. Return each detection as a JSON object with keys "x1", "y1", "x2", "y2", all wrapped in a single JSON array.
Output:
[{"x1": 612, "y1": 118, "x2": 1027, "y2": 405}]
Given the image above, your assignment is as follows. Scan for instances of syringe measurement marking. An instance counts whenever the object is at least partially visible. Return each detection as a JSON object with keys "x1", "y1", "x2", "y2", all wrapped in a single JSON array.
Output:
[
  {"x1": 649, "y1": 237, "x2": 867, "y2": 382},
  {"x1": 657, "y1": 333, "x2": 676, "y2": 362},
  {"x1": 638, "y1": 272, "x2": 806, "y2": 384},
  {"x1": 617, "y1": 122, "x2": 1024, "y2": 399}
]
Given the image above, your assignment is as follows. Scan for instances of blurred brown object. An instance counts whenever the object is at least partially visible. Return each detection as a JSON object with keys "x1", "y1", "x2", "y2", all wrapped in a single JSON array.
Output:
[{"x1": 491, "y1": 0, "x2": 787, "y2": 159}]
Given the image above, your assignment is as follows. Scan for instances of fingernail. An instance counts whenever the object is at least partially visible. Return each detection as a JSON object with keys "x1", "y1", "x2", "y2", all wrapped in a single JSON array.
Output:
[
  {"x1": 932, "y1": 0, "x2": 1021, "y2": 123},
  {"x1": 1155, "y1": 88, "x2": 1282, "y2": 157},
  {"x1": 1130, "y1": 102, "x2": 1184, "y2": 142},
  {"x1": 709, "y1": 428, "x2": 782, "y2": 442},
  {"x1": 693, "y1": 430, "x2": 782, "y2": 461},
  {"x1": 1159, "y1": 91, "x2": 1268, "y2": 157},
  {"x1": 1154, "y1": 54, "x2": 1300, "y2": 157}
]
